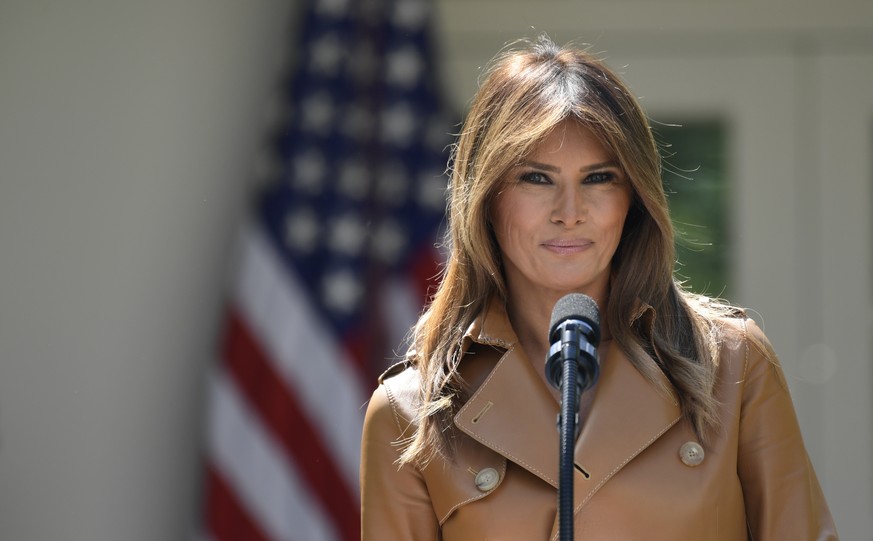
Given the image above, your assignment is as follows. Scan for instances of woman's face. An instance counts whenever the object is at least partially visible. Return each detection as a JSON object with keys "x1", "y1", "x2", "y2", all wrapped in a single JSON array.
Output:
[{"x1": 491, "y1": 119, "x2": 632, "y2": 303}]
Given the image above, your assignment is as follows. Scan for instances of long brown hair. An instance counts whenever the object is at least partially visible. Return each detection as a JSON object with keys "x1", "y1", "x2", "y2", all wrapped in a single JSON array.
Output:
[{"x1": 400, "y1": 36, "x2": 732, "y2": 467}]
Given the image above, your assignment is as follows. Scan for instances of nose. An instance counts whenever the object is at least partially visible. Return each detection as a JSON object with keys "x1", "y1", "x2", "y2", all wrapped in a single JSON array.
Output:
[{"x1": 550, "y1": 185, "x2": 587, "y2": 226}]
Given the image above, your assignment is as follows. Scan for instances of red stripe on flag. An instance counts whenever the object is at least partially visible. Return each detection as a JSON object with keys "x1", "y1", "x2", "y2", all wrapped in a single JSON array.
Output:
[
  {"x1": 204, "y1": 464, "x2": 271, "y2": 541},
  {"x1": 409, "y1": 244, "x2": 443, "y2": 304},
  {"x1": 221, "y1": 309, "x2": 360, "y2": 541}
]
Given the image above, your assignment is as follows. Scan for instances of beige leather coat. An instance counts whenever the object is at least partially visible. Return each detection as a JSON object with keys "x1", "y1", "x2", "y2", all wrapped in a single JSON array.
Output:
[{"x1": 360, "y1": 300, "x2": 838, "y2": 540}]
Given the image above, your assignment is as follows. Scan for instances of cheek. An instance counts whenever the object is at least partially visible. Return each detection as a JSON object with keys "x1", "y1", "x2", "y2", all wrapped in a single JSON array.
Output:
[
  {"x1": 492, "y1": 210, "x2": 519, "y2": 252},
  {"x1": 491, "y1": 192, "x2": 526, "y2": 239},
  {"x1": 491, "y1": 200, "x2": 541, "y2": 269},
  {"x1": 610, "y1": 206, "x2": 631, "y2": 232},
  {"x1": 597, "y1": 196, "x2": 632, "y2": 242},
  {"x1": 608, "y1": 190, "x2": 633, "y2": 225}
]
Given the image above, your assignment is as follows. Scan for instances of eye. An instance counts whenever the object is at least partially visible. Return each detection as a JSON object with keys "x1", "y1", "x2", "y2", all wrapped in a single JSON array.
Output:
[
  {"x1": 583, "y1": 171, "x2": 617, "y2": 185},
  {"x1": 519, "y1": 171, "x2": 550, "y2": 185}
]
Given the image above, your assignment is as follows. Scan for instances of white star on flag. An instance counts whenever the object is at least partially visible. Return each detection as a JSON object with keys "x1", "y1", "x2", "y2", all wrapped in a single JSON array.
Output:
[
  {"x1": 386, "y1": 46, "x2": 423, "y2": 88},
  {"x1": 328, "y1": 213, "x2": 367, "y2": 256},
  {"x1": 382, "y1": 102, "x2": 416, "y2": 145},
  {"x1": 310, "y1": 33, "x2": 345, "y2": 75},
  {"x1": 292, "y1": 149, "x2": 327, "y2": 192},
  {"x1": 285, "y1": 208, "x2": 320, "y2": 253},
  {"x1": 322, "y1": 269, "x2": 364, "y2": 313}
]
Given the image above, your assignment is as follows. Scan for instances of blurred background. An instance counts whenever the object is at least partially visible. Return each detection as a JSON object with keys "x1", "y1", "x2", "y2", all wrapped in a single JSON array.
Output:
[{"x1": 1, "y1": 0, "x2": 871, "y2": 539}]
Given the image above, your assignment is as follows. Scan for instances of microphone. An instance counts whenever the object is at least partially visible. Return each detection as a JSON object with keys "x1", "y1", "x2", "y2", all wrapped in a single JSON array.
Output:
[{"x1": 545, "y1": 293, "x2": 602, "y2": 399}]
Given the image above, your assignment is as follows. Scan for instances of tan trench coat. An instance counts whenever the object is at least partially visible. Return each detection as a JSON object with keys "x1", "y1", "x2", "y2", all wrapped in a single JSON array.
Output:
[{"x1": 360, "y1": 300, "x2": 838, "y2": 540}]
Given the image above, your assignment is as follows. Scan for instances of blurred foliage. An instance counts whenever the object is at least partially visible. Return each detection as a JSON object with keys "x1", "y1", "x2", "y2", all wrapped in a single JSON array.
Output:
[{"x1": 655, "y1": 120, "x2": 730, "y2": 298}]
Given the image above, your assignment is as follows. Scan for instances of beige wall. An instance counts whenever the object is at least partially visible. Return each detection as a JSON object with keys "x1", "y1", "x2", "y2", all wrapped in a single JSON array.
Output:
[
  {"x1": 0, "y1": 2, "x2": 294, "y2": 539},
  {"x1": 0, "y1": 1, "x2": 870, "y2": 539}
]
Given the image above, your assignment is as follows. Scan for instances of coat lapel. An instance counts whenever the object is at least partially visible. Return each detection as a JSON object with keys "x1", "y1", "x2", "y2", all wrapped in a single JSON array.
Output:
[
  {"x1": 454, "y1": 299, "x2": 560, "y2": 485},
  {"x1": 567, "y1": 343, "x2": 682, "y2": 515},
  {"x1": 455, "y1": 342, "x2": 562, "y2": 486}
]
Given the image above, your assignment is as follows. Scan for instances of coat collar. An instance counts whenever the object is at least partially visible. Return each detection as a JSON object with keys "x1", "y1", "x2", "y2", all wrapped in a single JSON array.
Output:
[{"x1": 454, "y1": 298, "x2": 682, "y2": 521}]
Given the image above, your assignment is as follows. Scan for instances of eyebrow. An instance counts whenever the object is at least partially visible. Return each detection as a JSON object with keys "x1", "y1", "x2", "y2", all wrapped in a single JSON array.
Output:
[{"x1": 521, "y1": 160, "x2": 620, "y2": 173}]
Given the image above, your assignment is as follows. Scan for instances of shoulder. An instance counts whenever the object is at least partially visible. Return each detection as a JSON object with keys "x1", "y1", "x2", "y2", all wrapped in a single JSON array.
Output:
[
  {"x1": 712, "y1": 315, "x2": 788, "y2": 391},
  {"x1": 712, "y1": 315, "x2": 775, "y2": 360},
  {"x1": 684, "y1": 295, "x2": 773, "y2": 360},
  {"x1": 366, "y1": 359, "x2": 422, "y2": 433},
  {"x1": 378, "y1": 359, "x2": 423, "y2": 400}
]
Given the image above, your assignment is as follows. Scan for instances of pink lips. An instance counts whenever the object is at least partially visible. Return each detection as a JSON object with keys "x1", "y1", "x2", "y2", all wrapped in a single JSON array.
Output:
[{"x1": 542, "y1": 238, "x2": 593, "y2": 255}]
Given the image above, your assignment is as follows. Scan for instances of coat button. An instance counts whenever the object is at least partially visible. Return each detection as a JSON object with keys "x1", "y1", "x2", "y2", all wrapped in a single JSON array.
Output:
[
  {"x1": 474, "y1": 467, "x2": 500, "y2": 492},
  {"x1": 679, "y1": 441, "x2": 705, "y2": 467}
]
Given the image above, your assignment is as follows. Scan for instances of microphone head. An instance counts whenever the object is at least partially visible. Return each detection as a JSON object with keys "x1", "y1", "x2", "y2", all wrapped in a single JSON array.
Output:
[{"x1": 549, "y1": 293, "x2": 601, "y2": 342}]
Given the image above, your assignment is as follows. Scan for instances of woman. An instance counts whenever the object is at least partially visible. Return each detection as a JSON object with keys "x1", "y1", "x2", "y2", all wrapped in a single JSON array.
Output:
[{"x1": 360, "y1": 36, "x2": 837, "y2": 540}]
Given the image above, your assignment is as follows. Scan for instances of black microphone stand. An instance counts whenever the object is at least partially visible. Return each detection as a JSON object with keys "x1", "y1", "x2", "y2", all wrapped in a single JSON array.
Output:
[
  {"x1": 549, "y1": 321, "x2": 599, "y2": 541},
  {"x1": 558, "y1": 349, "x2": 580, "y2": 541}
]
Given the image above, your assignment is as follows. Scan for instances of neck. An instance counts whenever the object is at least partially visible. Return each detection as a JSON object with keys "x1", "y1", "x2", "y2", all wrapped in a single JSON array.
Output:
[{"x1": 504, "y1": 287, "x2": 611, "y2": 374}]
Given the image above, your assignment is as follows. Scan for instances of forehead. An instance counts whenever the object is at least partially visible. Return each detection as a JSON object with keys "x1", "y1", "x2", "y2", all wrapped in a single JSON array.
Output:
[{"x1": 527, "y1": 119, "x2": 612, "y2": 162}]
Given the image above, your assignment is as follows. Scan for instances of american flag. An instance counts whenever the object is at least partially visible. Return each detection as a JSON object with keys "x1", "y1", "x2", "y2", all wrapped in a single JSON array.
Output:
[{"x1": 199, "y1": 0, "x2": 452, "y2": 539}]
